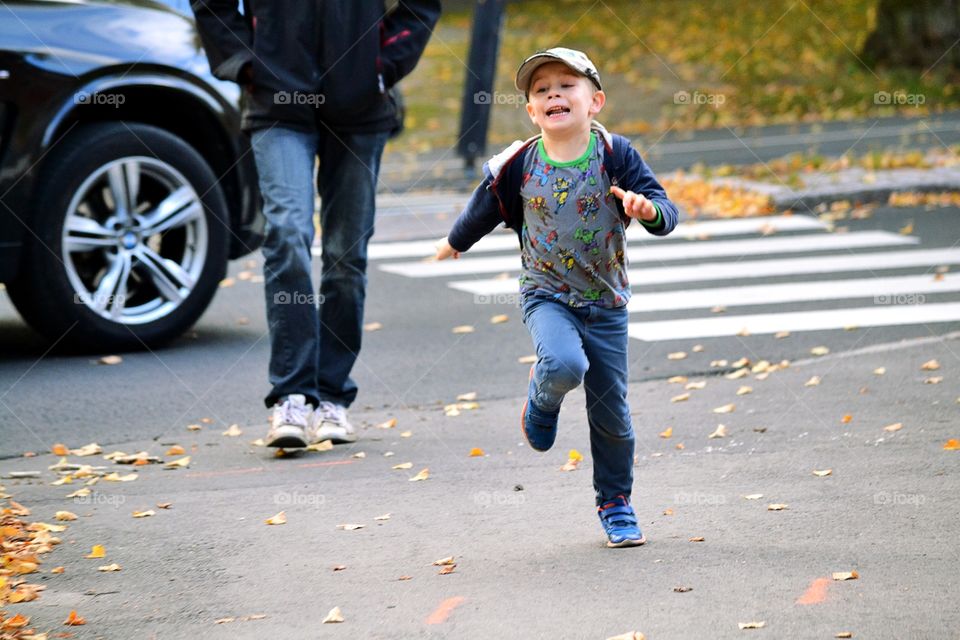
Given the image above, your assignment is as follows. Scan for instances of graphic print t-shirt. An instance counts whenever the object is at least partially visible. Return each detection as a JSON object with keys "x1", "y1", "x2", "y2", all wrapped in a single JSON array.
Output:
[{"x1": 519, "y1": 132, "x2": 629, "y2": 308}]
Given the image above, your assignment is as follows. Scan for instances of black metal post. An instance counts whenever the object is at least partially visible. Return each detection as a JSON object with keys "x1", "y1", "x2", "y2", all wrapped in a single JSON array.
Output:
[{"x1": 457, "y1": 0, "x2": 507, "y2": 169}]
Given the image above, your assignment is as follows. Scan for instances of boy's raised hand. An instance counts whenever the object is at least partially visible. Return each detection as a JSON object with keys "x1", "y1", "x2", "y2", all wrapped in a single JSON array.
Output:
[
  {"x1": 434, "y1": 238, "x2": 460, "y2": 261},
  {"x1": 610, "y1": 186, "x2": 657, "y2": 222}
]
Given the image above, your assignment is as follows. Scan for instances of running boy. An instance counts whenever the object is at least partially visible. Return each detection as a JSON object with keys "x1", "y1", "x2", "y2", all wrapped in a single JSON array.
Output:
[{"x1": 435, "y1": 48, "x2": 679, "y2": 547}]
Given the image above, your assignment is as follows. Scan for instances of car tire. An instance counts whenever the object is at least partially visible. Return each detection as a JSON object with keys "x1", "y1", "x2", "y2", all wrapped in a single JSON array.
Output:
[{"x1": 6, "y1": 122, "x2": 230, "y2": 351}]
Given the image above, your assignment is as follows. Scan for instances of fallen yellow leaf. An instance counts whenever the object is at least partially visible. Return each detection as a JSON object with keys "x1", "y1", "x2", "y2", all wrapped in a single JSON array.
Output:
[
  {"x1": 164, "y1": 456, "x2": 190, "y2": 469},
  {"x1": 883, "y1": 423, "x2": 903, "y2": 433},
  {"x1": 409, "y1": 468, "x2": 430, "y2": 482},
  {"x1": 363, "y1": 321, "x2": 383, "y2": 331},
  {"x1": 374, "y1": 513, "x2": 391, "y2": 521},
  {"x1": 943, "y1": 439, "x2": 960, "y2": 451},
  {"x1": 376, "y1": 417, "x2": 398, "y2": 429},
  {"x1": 98, "y1": 355, "x2": 122, "y2": 365},
  {"x1": 469, "y1": 447, "x2": 485, "y2": 457},
  {"x1": 804, "y1": 376, "x2": 821, "y2": 387},
  {"x1": 70, "y1": 443, "x2": 102, "y2": 456},
  {"x1": 97, "y1": 563, "x2": 121, "y2": 572},
  {"x1": 132, "y1": 510, "x2": 155, "y2": 518},
  {"x1": 265, "y1": 511, "x2": 286, "y2": 525},
  {"x1": 166, "y1": 445, "x2": 185, "y2": 455},
  {"x1": 832, "y1": 570, "x2": 859, "y2": 581},
  {"x1": 606, "y1": 632, "x2": 646, "y2": 640},
  {"x1": 874, "y1": 367, "x2": 886, "y2": 375},
  {"x1": 767, "y1": 503, "x2": 788, "y2": 511},
  {"x1": 708, "y1": 424, "x2": 728, "y2": 439},
  {"x1": 685, "y1": 381, "x2": 707, "y2": 390},
  {"x1": 490, "y1": 314, "x2": 509, "y2": 324},
  {"x1": 222, "y1": 424, "x2": 243, "y2": 437},
  {"x1": 336, "y1": 523, "x2": 364, "y2": 531},
  {"x1": 518, "y1": 354, "x2": 537, "y2": 364},
  {"x1": 400, "y1": 430, "x2": 413, "y2": 438},
  {"x1": 64, "y1": 609, "x2": 87, "y2": 626},
  {"x1": 392, "y1": 462, "x2": 413, "y2": 470},
  {"x1": 743, "y1": 494, "x2": 763, "y2": 500},
  {"x1": 736, "y1": 386, "x2": 753, "y2": 396},
  {"x1": 671, "y1": 393, "x2": 691, "y2": 403},
  {"x1": 668, "y1": 375, "x2": 688, "y2": 384},
  {"x1": 738, "y1": 621, "x2": 765, "y2": 630},
  {"x1": 85, "y1": 544, "x2": 106, "y2": 559},
  {"x1": 322, "y1": 606, "x2": 344, "y2": 624},
  {"x1": 51, "y1": 443, "x2": 69, "y2": 456},
  {"x1": 924, "y1": 376, "x2": 943, "y2": 385},
  {"x1": 810, "y1": 346, "x2": 830, "y2": 356},
  {"x1": 689, "y1": 536, "x2": 705, "y2": 542},
  {"x1": 841, "y1": 414, "x2": 853, "y2": 424},
  {"x1": 668, "y1": 351, "x2": 687, "y2": 360},
  {"x1": 306, "y1": 440, "x2": 333, "y2": 452},
  {"x1": 54, "y1": 511, "x2": 77, "y2": 521},
  {"x1": 451, "y1": 325, "x2": 475, "y2": 334},
  {"x1": 457, "y1": 391, "x2": 478, "y2": 401},
  {"x1": 659, "y1": 427, "x2": 673, "y2": 438},
  {"x1": 812, "y1": 469, "x2": 833, "y2": 477}
]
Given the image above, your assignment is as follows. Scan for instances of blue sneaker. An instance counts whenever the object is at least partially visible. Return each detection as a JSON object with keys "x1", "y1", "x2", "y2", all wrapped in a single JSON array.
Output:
[
  {"x1": 598, "y1": 496, "x2": 646, "y2": 547},
  {"x1": 520, "y1": 365, "x2": 559, "y2": 452}
]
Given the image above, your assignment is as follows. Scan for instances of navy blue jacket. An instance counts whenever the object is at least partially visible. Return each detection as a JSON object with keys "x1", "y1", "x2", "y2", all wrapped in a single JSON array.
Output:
[{"x1": 448, "y1": 123, "x2": 679, "y2": 252}]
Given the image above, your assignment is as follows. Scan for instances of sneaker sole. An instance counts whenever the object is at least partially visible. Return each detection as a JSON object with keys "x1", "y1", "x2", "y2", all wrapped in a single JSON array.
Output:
[
  {"x1": 606, "y1": 536, "x2": 647, "y2": 548},
  {"x1": 266, "y1": 425, "x2": 307, "y2": 449},
  {"x1": 313, "y1": 427, "x2": 358, "y2": 445}
]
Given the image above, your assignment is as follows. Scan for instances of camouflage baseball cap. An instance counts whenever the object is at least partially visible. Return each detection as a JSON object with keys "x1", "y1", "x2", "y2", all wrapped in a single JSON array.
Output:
[{"x1": 515, "y1": 47, "x2": 602, "y2": 94}]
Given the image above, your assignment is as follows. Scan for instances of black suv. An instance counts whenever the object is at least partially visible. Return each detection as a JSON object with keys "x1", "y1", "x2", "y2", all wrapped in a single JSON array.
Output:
[{"x1": 0, "y1": 0, "x2": 263, "y2": 349}]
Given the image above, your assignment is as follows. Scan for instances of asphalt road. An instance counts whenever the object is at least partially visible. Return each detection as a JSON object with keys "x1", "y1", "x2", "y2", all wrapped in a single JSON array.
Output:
[{"x1": 2, "y1": 204, "x2": 958, "y2": 456}]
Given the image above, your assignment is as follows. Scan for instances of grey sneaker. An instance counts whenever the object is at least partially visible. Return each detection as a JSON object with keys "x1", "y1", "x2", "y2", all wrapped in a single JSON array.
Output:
[
  {"x1": 309, "y1": 401, "x2": 357, "y2": 444},
  {"x1": 266, "y1": 394, "x2": 313, "y2": 448}
]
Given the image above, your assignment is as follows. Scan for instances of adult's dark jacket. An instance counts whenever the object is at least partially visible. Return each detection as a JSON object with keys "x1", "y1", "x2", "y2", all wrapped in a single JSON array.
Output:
[{"x1": 191, "y1": 0, "x2": 441, "y2": 133}]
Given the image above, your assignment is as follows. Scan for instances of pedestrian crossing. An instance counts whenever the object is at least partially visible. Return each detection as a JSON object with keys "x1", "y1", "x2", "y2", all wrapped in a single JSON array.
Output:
[{"x1": 367, "y1": 214, "x2": 960, "y2": 342}]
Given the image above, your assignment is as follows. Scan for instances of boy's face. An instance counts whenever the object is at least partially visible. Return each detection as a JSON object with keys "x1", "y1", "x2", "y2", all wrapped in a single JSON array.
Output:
[{"x1": 525, "y1": 61, "x2": 605, "y2": 136}]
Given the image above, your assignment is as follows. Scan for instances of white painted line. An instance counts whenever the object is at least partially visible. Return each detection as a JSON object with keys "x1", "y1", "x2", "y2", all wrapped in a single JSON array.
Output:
[
  {"x1": 381, "y1": 230, "x2": 915, "y2": 278},
  {"x1": 448, "y1": 248, "x2": 960, "y2": 296},
  {"x1": 627, "y1": 302, "x2": 960, "y2": 342},
  {"x1": 331, "y1": 215, "x2": 827, "y2": 261},
  {"x1": 627, "y1": 273, "x2": 960, "y2": 313}
]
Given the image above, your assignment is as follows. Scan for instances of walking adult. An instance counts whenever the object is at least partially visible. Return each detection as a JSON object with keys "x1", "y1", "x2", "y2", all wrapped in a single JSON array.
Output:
[{"x1": 192, "y1": 1, "x2": 441, "y2": 446}]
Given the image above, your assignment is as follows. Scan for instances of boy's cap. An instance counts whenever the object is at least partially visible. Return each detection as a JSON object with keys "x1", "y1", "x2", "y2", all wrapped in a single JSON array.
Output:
[{"x1": 515, "y1": 47, "x2": 602, "y2": 94}]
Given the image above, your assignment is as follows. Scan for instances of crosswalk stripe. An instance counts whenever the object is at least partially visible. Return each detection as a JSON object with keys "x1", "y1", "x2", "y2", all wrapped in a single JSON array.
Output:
[
  {"x1": 380, "y1": 231, "x2": 916, "y2": 278},
  {"x1": 626, "y1": 273, "x2": 960, "y2": 312},
  {"x1": 448, "y1": 248, "x2": 960, "y2": 296},
  {"x1": 627, "y1": 301, "x2": 960, "y2": 341},
  {"x1": 355, "y1": 214, "x2": 827, "y2": 260}
]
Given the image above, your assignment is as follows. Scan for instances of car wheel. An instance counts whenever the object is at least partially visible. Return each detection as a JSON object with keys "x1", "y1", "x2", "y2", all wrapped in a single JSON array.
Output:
[{"x1": 6, "y1": 122, "x2": 230, "y2": 350}]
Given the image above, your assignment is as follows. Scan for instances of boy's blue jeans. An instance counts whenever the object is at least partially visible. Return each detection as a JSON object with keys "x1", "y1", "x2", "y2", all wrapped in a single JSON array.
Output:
[
  {"x1": 521, "y1": 296, "x2": 635, "y2": 506},
  {"x1": 250, "y1": 126, "x2": 389, "y2": 409}
]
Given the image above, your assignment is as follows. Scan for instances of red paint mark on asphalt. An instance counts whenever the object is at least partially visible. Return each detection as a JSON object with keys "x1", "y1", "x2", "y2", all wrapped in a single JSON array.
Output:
[
  {"x1": 185, "y1": 459, "x2": 353, "y2": 478},
  {"x1": 425, "y1": 596, "x2": 466, "y2": 625},
  {"x1": 796, "y1": 577, "x2": 831, "y2": 605}
]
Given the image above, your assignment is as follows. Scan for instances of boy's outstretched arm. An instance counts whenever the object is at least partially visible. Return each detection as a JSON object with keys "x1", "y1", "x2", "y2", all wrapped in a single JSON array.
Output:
[
  {"x1": 615, "y1": 144, "x2": 679, "y2": 236},
  {"x1": 434, "y1": 175, "x2": 505, "y2": 260}
]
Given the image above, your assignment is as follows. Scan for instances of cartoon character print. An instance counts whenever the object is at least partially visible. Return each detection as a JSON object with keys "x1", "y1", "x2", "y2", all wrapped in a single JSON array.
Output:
[
  {"x1": 605, "y1": 249, "x2": 625, "y2": 273},
  {"x1": 604, "y1": 225, "x2": 624, "y2": 248},
  {"x1": 532, "y1": 257, "x2": 555, "y2": 274},
  {"x1": 573, "y1": 226, "x2": 602, "y2": 255},
  {"x1": 576, "y1": 192, "x2": 601, "y2": 222},
  {"x1": 552, "y1": 177, "x2": 571, "y2": 211},
  {"x1": 526, "y1": 159, "x2": 555, "y2": 188},
  {"x1": 581, "y1": 288, "x2": 603, "y2": 302},
  {"x1": 556, "y1": 247, "x2": 580, "y2": 274},
  {"x1": 526, "y1": 195, "x2": 549, "y2": 224},
  {"x1": 535, "y1": 229, "x2": 558, "y2": 252},
  {"x1": 574, "y1": 157, "x2": 598, "y2": 186}
]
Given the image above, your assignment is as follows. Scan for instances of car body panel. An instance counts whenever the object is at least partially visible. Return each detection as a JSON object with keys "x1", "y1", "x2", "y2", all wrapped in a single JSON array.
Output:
[{"x1": 0, "y1": 0, "x2": 263, "y2": 282}]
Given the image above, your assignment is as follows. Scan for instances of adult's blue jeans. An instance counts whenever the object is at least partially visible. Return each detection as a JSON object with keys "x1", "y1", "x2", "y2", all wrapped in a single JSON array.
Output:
[
  {"x1": 522, "y1": 296, "x2": 635, "y2": 506},
  {"x1": 250, "y1": 126, "x2": 388, "y2": 409}
]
